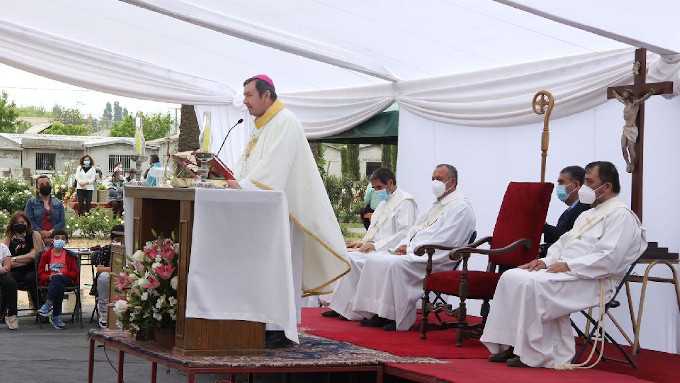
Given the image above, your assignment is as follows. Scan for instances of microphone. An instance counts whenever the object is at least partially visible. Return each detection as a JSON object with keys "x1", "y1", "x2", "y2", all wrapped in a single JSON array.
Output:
[{"x1": 216, "y1": 118, "x2": 244, "y2": 157}]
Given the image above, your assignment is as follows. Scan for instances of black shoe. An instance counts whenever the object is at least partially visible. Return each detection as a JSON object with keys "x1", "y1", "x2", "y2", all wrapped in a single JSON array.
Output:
[
  {"x1": 264, "y1": 331, "x2": 295, "y2": 349},
  {"x1": 321, "y1": 310, "x2": 340, "y2": 318},
  {"x1": 506, "y1": 356, "x2": 529, "y2": 368},
  {"x1": 489, "y1": 347, "x2": 515, "y2": 363},
  {"x1": 382, "y1": 321, "x2": 396, "y2": 331},
  {"x1": 360, "y1": 315, "x2": 390, "y2": 328}
]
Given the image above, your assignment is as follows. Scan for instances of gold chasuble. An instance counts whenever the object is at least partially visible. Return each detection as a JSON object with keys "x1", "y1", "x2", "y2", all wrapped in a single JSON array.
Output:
[{"x1": 235, "y1": 100, "x2": 350, "y2": 296}]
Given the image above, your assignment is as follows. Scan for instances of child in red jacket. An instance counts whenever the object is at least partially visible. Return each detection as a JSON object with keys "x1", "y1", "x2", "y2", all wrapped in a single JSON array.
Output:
[{"x1": 37, "y1": 229, "x2": 79, "y2": 329}]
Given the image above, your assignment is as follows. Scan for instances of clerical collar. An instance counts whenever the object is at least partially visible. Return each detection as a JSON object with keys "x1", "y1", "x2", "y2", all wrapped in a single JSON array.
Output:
[{"x1": 254, "y1": 99, "x2": 286, "y2": 129}]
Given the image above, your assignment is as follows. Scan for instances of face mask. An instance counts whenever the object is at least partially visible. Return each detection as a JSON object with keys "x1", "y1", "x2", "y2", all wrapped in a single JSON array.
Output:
[
  {"x1": 578, "y1": 184, "x2": 605, "y2": 205},
  {"x1": 12, "y1": 223, "x2": 26, "y2": 233},
  {"x1": 376, "y1": 189, "x2": 388, "y2": 202},
  {"x1": 39, "y1": 185, "x2": 52, "y2": 196},
  {"x1": 432, "y1": 180, "x2": 448, "y2": 198},
  {"x1": 53, "y1": 239, "x2": 66, "y2": 249},
  {"x1": 83, "y1": 160, "x2": 91, "y2": 166},
  {"x1": 555, "y1": 182, "x2": 574, "y2": 202}
]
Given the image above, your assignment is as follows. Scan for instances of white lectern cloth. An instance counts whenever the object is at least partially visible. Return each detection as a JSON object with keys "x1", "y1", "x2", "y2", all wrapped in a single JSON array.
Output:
[{"x1": 185, "y1": 188, "x2": 298, "y2": 343}]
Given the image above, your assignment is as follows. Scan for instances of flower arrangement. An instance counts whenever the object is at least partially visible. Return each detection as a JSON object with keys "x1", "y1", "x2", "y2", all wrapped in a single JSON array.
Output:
[{"x1": 113, "y1": 232, "x2": 179, "y2": 339}]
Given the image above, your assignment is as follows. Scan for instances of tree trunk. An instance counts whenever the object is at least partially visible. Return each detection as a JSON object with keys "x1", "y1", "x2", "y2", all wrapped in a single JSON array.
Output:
[{"x1": 177, "y1": 105, "x2": 199, "y2": 152}]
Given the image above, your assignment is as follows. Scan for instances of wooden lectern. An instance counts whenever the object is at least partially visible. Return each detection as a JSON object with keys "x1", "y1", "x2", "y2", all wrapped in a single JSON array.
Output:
[{"x1": 124, "y1": 187, "x2": 265, "y2": 355}]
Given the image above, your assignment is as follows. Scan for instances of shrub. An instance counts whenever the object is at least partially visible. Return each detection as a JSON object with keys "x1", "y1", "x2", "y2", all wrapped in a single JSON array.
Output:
[
  {"x1": 324, "y1": 175, "x2": 367, "y2": 224},
  {"x1": 0, "y1": 209, "x2": 11, "y2": 231},
  {"x1": 0, "y1": 177, "x2": 33, "y2": 214},
  {"x1": 65, "y1": 206, "x2": 123, "y2": 239}
]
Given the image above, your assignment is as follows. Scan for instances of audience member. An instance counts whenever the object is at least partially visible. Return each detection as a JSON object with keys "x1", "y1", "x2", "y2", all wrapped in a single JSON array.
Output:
[
  {"x1": 75, "y1": 154, "x2": 96, "y2": 216},
  {"x1": 145, "y1": 154, "x2": 162, "y2": 186},
  {"x1": 543, "y1": 166, "x2": 591, "y2": 248},
  {"x1": 107, "y1": 171, "x2": 125, "y2": 218},
  {"x1": 0, "y1": 242, "x2": 18, "y2": 329},
  {"x1": 25, "y1": 175, "x2": 66, "y2": 247},
  {"x1": 91, "y1": 224, "x2": 124, "y2": 328},
  {"x1": 4, "y1": 211, "x2": 44, "y2": 310},
  {"x1": 125, "y1": 169, "x2": 137, "y2": 183},
  {"x1": 37, "y1": 229, "x2": 79, "y2": 329}
]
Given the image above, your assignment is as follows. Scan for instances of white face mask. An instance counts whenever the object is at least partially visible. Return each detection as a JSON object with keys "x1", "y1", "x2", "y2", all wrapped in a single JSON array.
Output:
[
  {"x1": 432, "y1": 179, "x2": 448, "y2": 198},
  {"x1": 578, "y1": 184, "x2": 604, "y2": 205}
]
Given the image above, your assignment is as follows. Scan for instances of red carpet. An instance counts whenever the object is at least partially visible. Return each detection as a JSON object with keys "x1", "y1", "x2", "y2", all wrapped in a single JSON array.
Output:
[
  {"x1": 302, "y1": 308, "x2": 489, "y2": 359},
  {"x1": 301, "y1": 308, "x2": 680, "y2": 383}
]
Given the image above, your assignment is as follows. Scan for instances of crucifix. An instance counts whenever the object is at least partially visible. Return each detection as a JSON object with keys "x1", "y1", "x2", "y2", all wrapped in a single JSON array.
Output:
[{"x1": 607, "y1": 48, "x2": 673, "y2": 222}]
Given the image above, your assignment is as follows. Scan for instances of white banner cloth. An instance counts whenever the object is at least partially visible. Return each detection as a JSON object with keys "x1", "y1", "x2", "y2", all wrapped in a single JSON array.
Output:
[{"x1": 185, "y1": 188, "x2": 298, "y2": 343}]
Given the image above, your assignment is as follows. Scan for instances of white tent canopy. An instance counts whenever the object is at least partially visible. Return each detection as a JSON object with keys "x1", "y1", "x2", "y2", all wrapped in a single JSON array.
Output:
[{"x1": 2, "y1": 0, "x2": 680, "y2": 353}]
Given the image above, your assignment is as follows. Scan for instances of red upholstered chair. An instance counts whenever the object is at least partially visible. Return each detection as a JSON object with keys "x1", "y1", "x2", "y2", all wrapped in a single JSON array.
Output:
[{"x1": 416, "y1": 182, "x2": 553, "y2": 347}]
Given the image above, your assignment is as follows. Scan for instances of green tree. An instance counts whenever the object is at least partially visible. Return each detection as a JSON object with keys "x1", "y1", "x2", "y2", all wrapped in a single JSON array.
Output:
[
  {"x1": 381, "y1": 144, "x2": 392, "y2": 170},
  {"x1": 53, "y1": 106, "x2": 83, "y2": 125},
  {"x1": 391, "y1": 144, "x2": 398, "y2": 172},
  {"x1": 346, "y1": 144, "x2": 360, "y2": 181},
  {"x1": 309, "y1": 142, "x2": 326, "y2": 178},
  {"x1": 110, "y1": 112, "x2": 173, "y2": 141},
  {"x1": 0, "y1": 91, "x2": 20, "y2": 133},
  {"x1": 17, "y1": 105, "x2": 51, "y2": 117},
  {"x1": 44, "y1": 121, "x2": 92, "y2": 136},
  {"x1": 113, "y1": 101, "x2": 123, "y2": 122}
]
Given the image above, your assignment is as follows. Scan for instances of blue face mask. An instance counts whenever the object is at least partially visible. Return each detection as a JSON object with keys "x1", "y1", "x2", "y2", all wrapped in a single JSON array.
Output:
[
  {"x1": 555, "y1": 182, "x2": 574, "y2": 202},
  {"x1": 53, "y1": 239, "x2": 66, "y2": 249},
  {"x1": 83, "y1": 160, "x2": 91, "y2": 166},
  {"x1": 376, "y1": 189, "x2": 389, "y2": 202}
]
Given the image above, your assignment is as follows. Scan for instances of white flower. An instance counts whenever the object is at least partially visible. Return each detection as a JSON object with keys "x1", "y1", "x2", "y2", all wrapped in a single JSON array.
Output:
[
  {"x1": 168, "y1": 297, "x2": 178, "y2": 307},
  {"x1": 136, "y1": 277, "x2": 149, "y2": 288},
  {"x1": 132, "y1": 250, "x2": 146, "y2": 262},
  {"x1": 153, "y1": 312, "x2": 163, "y2": 321},
  {"x1": 141, "y1": 291, "x2": 149, "y2": 301},
  {"x1": 170, "y1": 276, "x2": 178, "y2": 290},
  {"x1": 152, "y1": 261, "x2": 162, "y2": 270},
  {"x1": 113, "y1": 300, "x2": 128, "y2": 316}
]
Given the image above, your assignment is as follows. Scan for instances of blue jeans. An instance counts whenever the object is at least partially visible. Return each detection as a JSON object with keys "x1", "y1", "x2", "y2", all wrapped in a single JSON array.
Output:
[{"x1": 46, "y1": 275, "x2": 73, "y2": 316}]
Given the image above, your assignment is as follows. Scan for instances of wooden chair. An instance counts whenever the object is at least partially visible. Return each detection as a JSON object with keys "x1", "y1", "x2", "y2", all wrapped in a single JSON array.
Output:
[{"x1": 417, "y1": 182, "x2": 553, "y2": 346}]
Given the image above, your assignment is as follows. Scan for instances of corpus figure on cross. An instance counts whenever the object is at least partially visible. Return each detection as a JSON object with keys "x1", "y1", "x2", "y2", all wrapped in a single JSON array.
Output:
[{"x1": 611, "y1": 88, "x2": 654, "y2": 173}]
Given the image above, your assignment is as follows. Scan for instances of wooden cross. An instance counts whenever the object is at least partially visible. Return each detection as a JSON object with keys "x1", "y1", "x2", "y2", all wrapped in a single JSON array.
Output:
[{"x1": 607, "y1": 48, "x2": 673, "y2": 222}]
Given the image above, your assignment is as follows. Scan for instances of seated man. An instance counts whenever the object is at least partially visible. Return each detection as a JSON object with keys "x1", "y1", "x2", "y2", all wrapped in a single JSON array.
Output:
[
  {"x1": 543, "y1": 166, "x2": 591, "y2": 249},
  {"x1": 481, "y1": 161, "x2": 646, "y2": 368},
  {"x1": 91, "y1": 224, "x2": 124, "y2": 328},
  {"x1": 330, "y1": 164, "x2": 476, "y2": 331},
  {"x1": 323, "y1": 167, "x2": 418, "y2": 318}
]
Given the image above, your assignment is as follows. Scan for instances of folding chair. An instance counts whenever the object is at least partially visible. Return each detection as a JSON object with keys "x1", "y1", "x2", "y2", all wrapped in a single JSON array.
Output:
[
  {"x1": 88, "y1": 249, "x2": 102, "y2": 323},
  {"x1": 36, "y1": 250, "x2": 84, "y2": 329},
  {"x1": 570, "y1": 260, "x2": 639, "y2": 368}
]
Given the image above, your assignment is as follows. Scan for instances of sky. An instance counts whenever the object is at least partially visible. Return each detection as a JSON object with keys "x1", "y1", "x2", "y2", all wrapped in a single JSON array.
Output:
[{"x1": 0, "y1": 63, "x2": 179, "y2": 118}]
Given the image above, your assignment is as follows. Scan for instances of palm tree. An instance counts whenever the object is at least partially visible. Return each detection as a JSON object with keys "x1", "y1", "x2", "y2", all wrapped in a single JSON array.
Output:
[{"x1": 177, "y1": 105, "x2": 199, "y2": 152}]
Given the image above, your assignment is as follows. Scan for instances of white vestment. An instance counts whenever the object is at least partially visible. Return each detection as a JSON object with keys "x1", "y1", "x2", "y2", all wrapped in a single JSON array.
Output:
[
  {"x1": 332, "y1": 190, "x2": 476, "y2": 330},
  {"x1": 329, "y1": 187, "x2": 418, "y2": 318},
  {"x1": 481, "y1": 198, "x2": 647, "y2": 368},
  {"x1": 234, "y1": 100, "x2": 350, "y2": 336}
]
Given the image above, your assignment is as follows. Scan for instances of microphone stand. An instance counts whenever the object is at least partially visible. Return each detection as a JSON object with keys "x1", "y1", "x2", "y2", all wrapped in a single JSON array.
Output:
[{"x1": 216, "y1": 119, "x2": 244, "y2": 158}]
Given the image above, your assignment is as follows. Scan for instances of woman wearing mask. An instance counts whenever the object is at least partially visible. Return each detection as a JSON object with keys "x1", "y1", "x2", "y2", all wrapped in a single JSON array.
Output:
[
  {"x1": 37, "y1": 229, "x2": 79, "y2": 329},
  {"x1": 25, "y1": 175, "x2": 66, "y2": 247},
  {"x1": 75, "y1": 155, "x2": 96, "y2": 216},
  {"x1": 4, "y1": 211, "x2": 44, "y2": 310},
  {"x1": 107, "y1": 171, "x2": 125, "y2": 219}
]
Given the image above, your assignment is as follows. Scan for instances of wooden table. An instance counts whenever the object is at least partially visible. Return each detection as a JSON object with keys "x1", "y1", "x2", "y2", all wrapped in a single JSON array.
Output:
[{"x1": 88, "y1": 330, "x2": 384, "y2": 383}]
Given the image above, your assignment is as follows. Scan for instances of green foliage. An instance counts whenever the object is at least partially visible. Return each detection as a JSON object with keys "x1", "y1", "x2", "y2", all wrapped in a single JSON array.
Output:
[
  {"x1": 50, "y1": 171, "x2": 72, "y2": 202},
  {"x1": 113, "y1": 101, "x2": 123, "y2": 122},
  {"x1": 65, "y1": 207, "x2": 124, "y2": 239},
  {"x1": 346, "y1": 144, "x2": 360, "y2": 181},
  {"x1": 17, "y1": 105, "x2": 52, "y2": 117},
  {"x1": 381, "y1": 144, "x2": 398, "y2": 171},
  {"x1": 52, "y1": 105, "x2": 84, "y2": 125},
  {"x1": 0, "y1": 178, "x2": 33, "y2": 214},
  {"x1": 44, "y1": 121, "x2": 92, "y2": 136},
  {"x1": 0, "y1": 210, "x2": 10, "y2": 233},
  {"x1": 110, "y1": 113, "x2": 173, "y2": 141},
  {"x1": 103, "y1": 102, "x2": 113, "y2": 121},
  {"x1": 324, "y1": 175, "x2": 367, "y2": 224},
  {"x1": 0, "y1": 91, "x2": 21, "y2": 133},
  {"x1": 15, "y1": 120, "x2": 31, "y2": 133},
  {"x1": 309, "y1": 142, "x2": 326, "y2": 178}
]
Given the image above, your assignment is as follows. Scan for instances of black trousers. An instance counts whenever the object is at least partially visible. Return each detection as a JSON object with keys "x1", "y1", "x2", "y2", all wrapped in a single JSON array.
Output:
[
  {"x1": 0, "y1": 273, "x2": 18, "y2": 316},
  {"x1": 77, "y1": 189, "x2": 93, "y2": 215},
  {"x1": 359, "y1": 205, "x2": 375, "y2": 230}
]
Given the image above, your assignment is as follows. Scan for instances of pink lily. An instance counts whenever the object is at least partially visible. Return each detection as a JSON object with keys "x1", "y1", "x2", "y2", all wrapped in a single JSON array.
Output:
[{"x1": 154, "y1": 264, "x2": 175, "y2": 280}]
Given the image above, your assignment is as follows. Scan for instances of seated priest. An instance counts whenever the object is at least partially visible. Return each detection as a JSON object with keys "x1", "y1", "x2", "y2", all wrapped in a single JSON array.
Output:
[
  {"x1": 330, "y1": 164, "x2": 476, "y2": 331},
  {"x1": 543, "y1": 165, "x2": 591, "y2": 249},
  {"x1": 322, "y1": 167, "x2": 418, "y2": 318},
  {"x1": 481, "y1": 161, "x2": 647, "y2": 368}
]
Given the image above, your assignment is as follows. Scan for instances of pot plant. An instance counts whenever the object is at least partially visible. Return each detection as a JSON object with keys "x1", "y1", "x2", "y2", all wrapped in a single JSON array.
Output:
[
  {"x1": 97, "y1": 183, "x2": 107, "y2": 204},
  {"x1": 113, "y1": 232, "x2": 179, "y2": 347}
]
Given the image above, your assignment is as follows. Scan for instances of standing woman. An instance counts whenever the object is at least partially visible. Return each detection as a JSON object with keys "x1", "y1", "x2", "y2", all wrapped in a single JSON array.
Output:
[
  {"x1": 4, "y1": 211, "x2": 44, "y2": 310},
  {"x1": 75, "y1": 154, "x2": 96, "y2": 216}
]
